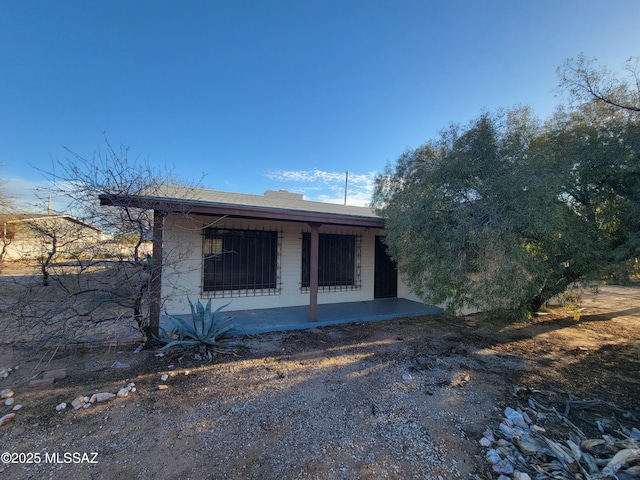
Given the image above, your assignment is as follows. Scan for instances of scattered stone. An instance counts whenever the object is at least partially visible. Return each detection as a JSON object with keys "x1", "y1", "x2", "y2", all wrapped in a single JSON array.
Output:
[
  {"x1": 401, "y1": 373, "x2": 412, "y2": 381},
  {"x1": 84, "y1": 396, "x2": 90, "y2": 403},
  {"x1": 480, "y1": 401, "x2": 640, "y2": 479},
  {"x1": 492, "y1": 458, "x2": 515, "y2": 475},
  {"x1": 83, "y1": 403, "x2": 91, "y2": 409},
  {"x1": 44, "y1": 369, "x2": 67, "y2": 380},
  {"x1": 55, "y1": 402, "x2": 67, "y2": 411},
  {"x1": 158, "y1": 384, "x2": 169, "y2": 390},
  {"x1": 513, "y1": 472, "x2": 532, "y2": 480},
  {"x1": 0, "y1": 388, "x2": 13, "y2": 398},
  {"x1": 12, "y1": 404, "x2": 22, "y2": 411},
  {"x1": 89, "y1": 392, "x2": 116, "y2": 403},
  {"x1": 184, "y1": 370, "x2": 190, "y2": 376},
  {"x1": 4, "y1": 397, "x2": 14, "y2": 406},
  {"x1": 71, "y1": 396, "x2": 84, "y2": 410},
  {"x1": 133, "y1": 344, "x2": 143, "y2": 353},
  {"x1": 117, "y1": 386, "x2": 131, "y2": 398},
  {"x1": 479, "y1": 436, "x2": 493, "y2": 447},
  {"x1": 485, "y1": 449, "x2": 501, "y2": 465},
  {"x1": 28, "y1": 377, "x2": 55, "y2": 388},
  {"x1": 160, "y1": 374, "x2": 169, "y2": 381},
  {"x1": 0, "y1": 367, "x2": 12, "y2": 379},
  {"x1": 504, "y1": 407, "x2": 528, "y2": 429},
  {"x1": 0, "y1": 413, "x2": 16, "y2": 426},
  {"x1": 483, "y1": 429, "x2": 495, "y2": 442}
]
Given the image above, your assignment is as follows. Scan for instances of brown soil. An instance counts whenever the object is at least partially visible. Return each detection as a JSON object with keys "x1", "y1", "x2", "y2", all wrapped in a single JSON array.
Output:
[{"x1": 0, "y1": 285, "x2": 638, "y2": 479}]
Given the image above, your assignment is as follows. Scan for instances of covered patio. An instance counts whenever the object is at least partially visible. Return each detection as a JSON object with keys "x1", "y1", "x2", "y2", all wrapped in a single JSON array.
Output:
[{"x1": 161, "y1": 298, "x2": 442, "y2": 337}]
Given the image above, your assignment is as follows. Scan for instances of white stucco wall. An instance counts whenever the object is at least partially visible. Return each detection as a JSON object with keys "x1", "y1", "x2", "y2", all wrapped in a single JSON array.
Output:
[{"x1": 161, "y1": 213, "x2": 388, "y2": 315}]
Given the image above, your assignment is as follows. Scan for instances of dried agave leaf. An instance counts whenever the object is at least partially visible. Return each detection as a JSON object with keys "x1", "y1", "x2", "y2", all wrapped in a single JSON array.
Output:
[
  {"x1": 616, "y1": 437, "x2": 640, "y2": 451},
  {"x1": 516, "y1": 435, "x2": 546, "y2": 456},
  {"x1": 580, "y1": 438, "x2": 616, "y2": 456},
  {"x1": 580, "y1": 451, "x2": 599, "y2": 475},
  {"x1": 543, "y1": 436, "x2": 579, "y2": 466},
  {"x1": 618, "y1": 465, "x2": 640, "y2": 478},
  {"x1": 566, "y1": 440, "x2": 582, "y2": 461},
  {"x1": 602, "y1": 448, "x2": 640, "y2": 477}
]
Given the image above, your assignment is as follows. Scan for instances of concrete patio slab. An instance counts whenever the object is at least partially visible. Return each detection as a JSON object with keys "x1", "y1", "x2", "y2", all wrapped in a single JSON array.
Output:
[{"x1": 161, "y1": 298, "x2": 442, "y2": 337}]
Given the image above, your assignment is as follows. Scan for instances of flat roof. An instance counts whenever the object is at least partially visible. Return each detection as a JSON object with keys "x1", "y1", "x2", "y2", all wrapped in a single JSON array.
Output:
[{"x1": 99, "y1": 185, "x2": 385, "y2": 228}]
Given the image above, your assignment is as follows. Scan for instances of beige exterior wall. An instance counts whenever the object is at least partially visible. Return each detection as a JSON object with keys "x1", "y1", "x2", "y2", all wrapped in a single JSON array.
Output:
[{"x1": 161, "y1": 213, "x2": 393, "y2": 315}]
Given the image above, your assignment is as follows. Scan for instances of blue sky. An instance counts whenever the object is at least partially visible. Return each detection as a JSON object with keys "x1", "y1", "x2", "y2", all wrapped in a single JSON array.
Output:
[{"x1": 1, "y1": 1, "x2": 639, "y2": 211}]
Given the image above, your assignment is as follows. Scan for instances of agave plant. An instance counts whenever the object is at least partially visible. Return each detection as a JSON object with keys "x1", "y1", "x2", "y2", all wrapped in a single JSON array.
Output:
[{"x1": 157, "y1": 299, "x2": 245, "y2": 354}]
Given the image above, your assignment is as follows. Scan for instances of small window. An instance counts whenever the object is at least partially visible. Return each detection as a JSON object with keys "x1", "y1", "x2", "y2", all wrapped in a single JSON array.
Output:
[
  {"x1": 203, "y1": 228, "x2": 278, "y2": 295},
  {"x1": 301, "y1": 232, "x2": 360, "y2": 290}
]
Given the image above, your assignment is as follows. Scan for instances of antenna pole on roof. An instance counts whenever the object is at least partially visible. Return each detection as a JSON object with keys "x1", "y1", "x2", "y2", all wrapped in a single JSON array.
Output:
[{"x1": 344, "y1": 170, "x2": 349, "y2": 206}]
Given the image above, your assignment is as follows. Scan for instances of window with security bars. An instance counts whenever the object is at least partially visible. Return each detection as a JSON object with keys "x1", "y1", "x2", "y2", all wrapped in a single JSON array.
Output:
[
  {"x1": 301, "y1": 232, "x2": 360, "y2": 290},
  {"x1": 203, "y1": 228, "x2": 278, "y2": 294}
]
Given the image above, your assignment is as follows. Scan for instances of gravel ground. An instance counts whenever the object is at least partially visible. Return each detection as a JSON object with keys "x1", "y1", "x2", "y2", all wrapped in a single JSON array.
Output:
[{"x1": 0, "y1": 285, "x2": 638, "y2": 480}]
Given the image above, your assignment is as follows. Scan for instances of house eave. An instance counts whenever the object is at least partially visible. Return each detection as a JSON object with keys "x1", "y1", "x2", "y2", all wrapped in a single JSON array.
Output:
[{"x1": 99, "y1": 194, "x2": 385, "y2": 229}]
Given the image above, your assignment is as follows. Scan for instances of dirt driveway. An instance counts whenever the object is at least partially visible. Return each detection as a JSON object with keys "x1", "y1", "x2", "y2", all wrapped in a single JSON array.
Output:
[{"x1": 0, "y1": 285, "x2": 638, "y2": 479}]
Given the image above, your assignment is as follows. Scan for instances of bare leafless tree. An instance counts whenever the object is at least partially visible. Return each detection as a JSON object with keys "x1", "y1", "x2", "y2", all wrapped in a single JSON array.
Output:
[
  {"x1": 558, "y1": 54, "x2": 640, "y2": 113},
  {"x1": 0, "y1": 138, "x2": 200, "y2": 348}
]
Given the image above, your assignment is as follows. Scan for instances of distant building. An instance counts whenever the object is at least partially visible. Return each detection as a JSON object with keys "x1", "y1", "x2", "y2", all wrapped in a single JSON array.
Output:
[{"x1": 0, "y1": 214, "x2": 102, "y2": 261}]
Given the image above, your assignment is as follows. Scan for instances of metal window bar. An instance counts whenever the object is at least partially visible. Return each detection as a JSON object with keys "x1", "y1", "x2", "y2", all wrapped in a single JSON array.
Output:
[
  {"x1": 301, "y1": 231, "x2": 361, "y2": 292},
  {"x1": 202, "y1": 226, "x2": 281, "y2": 298}
]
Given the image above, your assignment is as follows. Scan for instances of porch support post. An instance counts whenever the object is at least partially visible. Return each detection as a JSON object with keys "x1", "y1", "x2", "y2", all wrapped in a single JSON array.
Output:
[
  {"x1": 149, "y1": 209, "x2": 164, "y2": 339},
  {"x1": 309, "y1": 222, "x2": 321, "y2": 322}
]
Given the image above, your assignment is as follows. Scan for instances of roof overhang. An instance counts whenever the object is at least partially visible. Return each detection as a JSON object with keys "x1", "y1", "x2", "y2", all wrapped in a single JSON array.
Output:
[{"x1": 99, "y1": 194, "x2": 385, "y2": 229}]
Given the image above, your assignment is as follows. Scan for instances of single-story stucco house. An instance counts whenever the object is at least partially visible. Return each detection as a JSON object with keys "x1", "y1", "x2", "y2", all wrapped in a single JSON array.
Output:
[
  {"x1": 100, "y1": 186, "x2": 440, "y2": 335},
  {"x1": 0, "y1": 214, "x2": 103, "y2": 261}
]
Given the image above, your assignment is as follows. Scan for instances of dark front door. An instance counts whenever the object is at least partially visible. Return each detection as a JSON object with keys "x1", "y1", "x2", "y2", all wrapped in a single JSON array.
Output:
[{"x1": 374, "y1": 236, "x2": 397, "y2": 298}]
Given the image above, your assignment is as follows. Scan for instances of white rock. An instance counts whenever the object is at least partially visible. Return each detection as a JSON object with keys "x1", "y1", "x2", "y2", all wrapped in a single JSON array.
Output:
[
  {"x1": 492, "y1": 458, "x2": 515, "y2": 475},
  {"x1": 499, "y1": 422, "x2": 524, "y2": 439},
  {"x1": 56, "y1": 402, "x2": 67, "y2": 411},
  {"x1": 0, "y1": 389, "x2": 13, "y2": 399},
  {"x1": 117, "y1": 387, "x2": 130, "y2": 398},
  {"x1": 4, "y1": 398, "x2": 14, "y2": 406},
  {"x1": 90, "y1": 392, "x2": 116, "y2": 403},
  {"x1": 12, "y1": 404, "x2": 22, "y2": 411},
  {"x1": 479, "y1": 437, "x2": 493, "y2": 447},
  {"x1": 485, "y1": 449, "x2": 501, "y2": 465},
  {"x1": 160, "y1": 374, "x2": 169, "y2": 381},
  {"x1": 483, "y1": 428, "x2": 495, "y2": 442},
  {"x1": 505, "y1": 407, "x2": 528, "y2": 429},
  {"x1": 513, "y1": 472, "x2": 532, "y2": 480},
  {"x1": 71, "y1": 397, "x2": 84, "y2": 410},
  {"x1": 401, "y1": 373, "x2": 412, "y2": 381},
  {"x1": 83, "y1": 396, "x2": 90, "y2": 403},
  {"x1": 83, "y1": 403, "x2": 91, "y2": 409}
]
